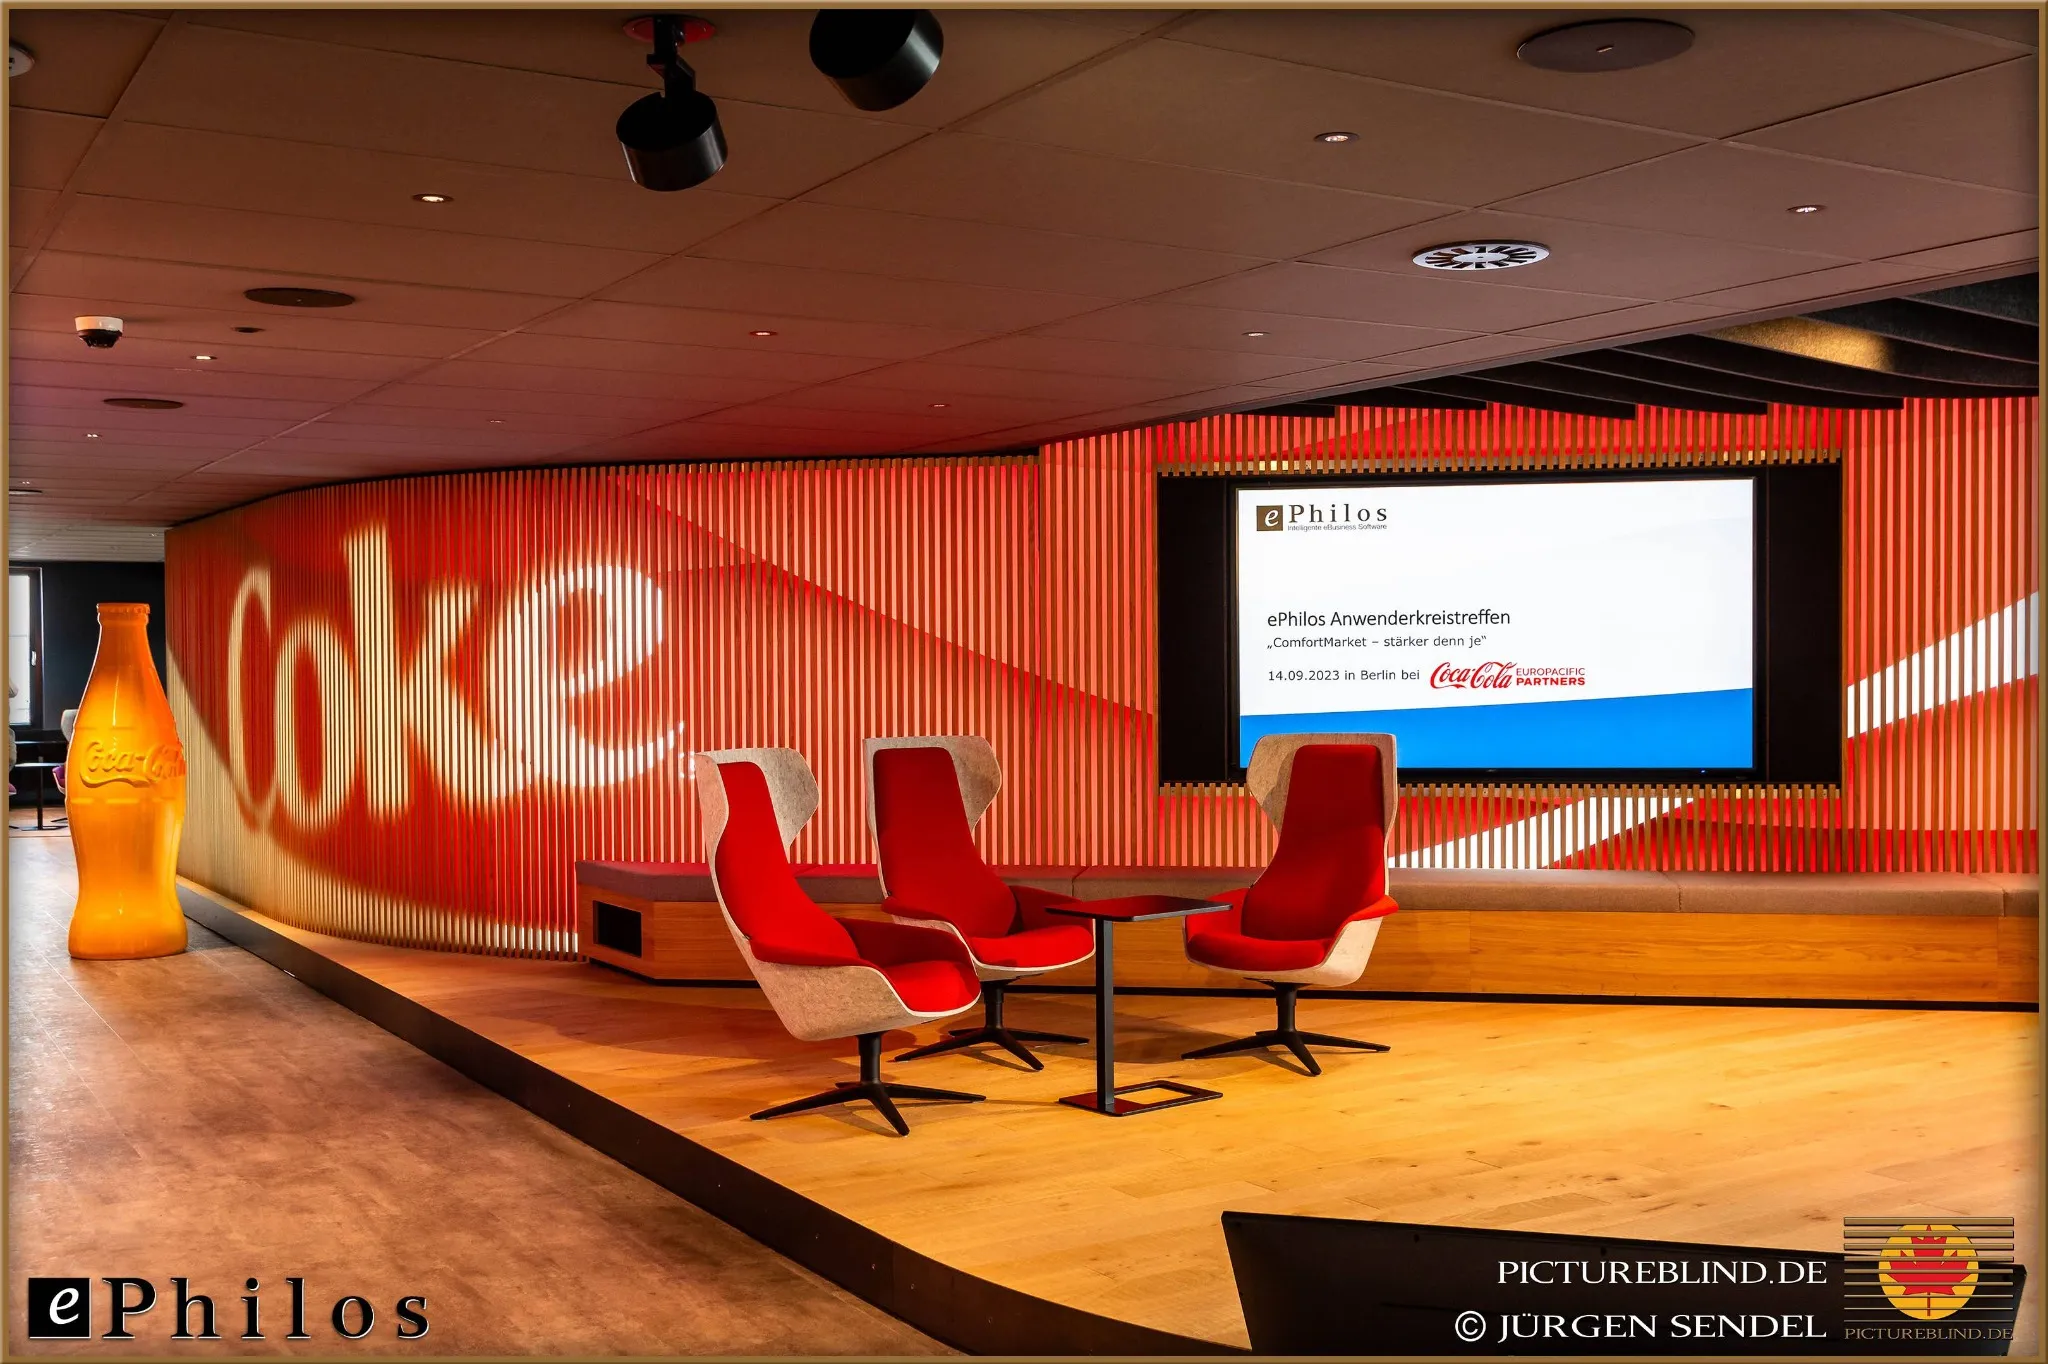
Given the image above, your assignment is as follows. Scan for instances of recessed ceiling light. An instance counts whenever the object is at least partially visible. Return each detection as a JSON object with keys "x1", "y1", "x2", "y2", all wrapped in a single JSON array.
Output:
[
  {"x1": 244, "y1": 286, "x2": 356, "y2": 308},
  {"x1": 233, "y1": 326, "x2": 264, "y2": 334},
  {"x1": 103, "y1": 397, "x2": 185, "y2": 410},
  {"x1": 488, "y1": 419, "x2": 504, "y2": 424},
  {"x1": 1412, "y1": 241, "x2": 1551, "y2": 271},
  {"x1": 1789, "y1": 204, "x2": 1824, "y2": 215},
  {"x1": 1517, "y1": 19, "x2": 1694, "y2": 72},
  {"x1": 929, "y1": 402, "x2": 950, "y2": 409},
  {"x1": 85, "y1": 432, "x2": 100, "y2": 439},
  {"x1": 193, "y1": 353, "x2": 216, "y2": 361},
  {"x1": 1314, "y1": 131, "x2": 1357, "y2": 144},
  {"x1": 1243, "y1": 330, "x2": 1268, "y2": 338},
  {"x1": 413, "y1": 193, "x2": 451, "y2": 204},
  {"x1": 9, "y1": 486, "x2": 43, "y2": 496},
  {"x1": 750, "y1": 329, "x2": 776, "y2": 337}
]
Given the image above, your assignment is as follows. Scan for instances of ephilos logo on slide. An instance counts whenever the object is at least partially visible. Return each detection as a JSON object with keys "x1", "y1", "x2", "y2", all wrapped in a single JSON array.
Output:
[
  {"x1": 1430, "y1": 662, "x2": 1590, "y2": 690},
  {"x1": 1257, "y1": 502, "x2": 1388, "y2": 531}
]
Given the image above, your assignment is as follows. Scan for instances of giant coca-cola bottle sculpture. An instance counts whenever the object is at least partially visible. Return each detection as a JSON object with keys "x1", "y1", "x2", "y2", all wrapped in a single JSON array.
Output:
[{"x1": 66, "y1": 603, "x2": 187, "y2": 959}]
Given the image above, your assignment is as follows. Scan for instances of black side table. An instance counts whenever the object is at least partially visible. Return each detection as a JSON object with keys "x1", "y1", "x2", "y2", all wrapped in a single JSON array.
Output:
[{"x1": 1047, "y1": 895, "x2": 1228, "y2": 1116}]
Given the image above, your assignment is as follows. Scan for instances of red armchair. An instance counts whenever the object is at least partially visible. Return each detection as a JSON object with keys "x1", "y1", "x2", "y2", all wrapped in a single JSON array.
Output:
[
  {"x1": 1182, "y1": 733, "x2": 1399, "y2": 1076},
  {"x1": 864, "y1": 736, "x2": 1093, "y2": 1070},
  {"x1": 696, "y1": 746, "x2": 986, "y2": 1134}
]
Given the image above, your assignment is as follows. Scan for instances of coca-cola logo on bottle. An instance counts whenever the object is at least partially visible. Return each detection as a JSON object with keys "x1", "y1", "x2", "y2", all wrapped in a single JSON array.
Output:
[
  {"x1": 75, "y1": 739, "x2": 187, "y2": 787},
  {"x1": 1430, "y1": 661, "x2": 1517, "y2": 689}
]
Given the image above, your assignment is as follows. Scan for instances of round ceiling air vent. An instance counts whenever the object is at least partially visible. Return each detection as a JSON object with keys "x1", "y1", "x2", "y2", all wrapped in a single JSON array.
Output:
[
  {"x1": 244, "y1": 286, "x2": 356, "y2": 308},
  {"x1": 1411, "y1": 241, "x2": 1550, "y2": 272},
  {"x1": 103, "y1": 397, "x2": 185, "y2": 410},
  {"x1": 1517, "y1": 19, "x2": 1694, "y2": 73}
]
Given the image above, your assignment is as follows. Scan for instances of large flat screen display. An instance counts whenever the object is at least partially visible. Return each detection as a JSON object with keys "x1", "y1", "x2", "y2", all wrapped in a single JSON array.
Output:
[{"x1": 1233, "y1": 477, "x2": 1756, "y2": 771}]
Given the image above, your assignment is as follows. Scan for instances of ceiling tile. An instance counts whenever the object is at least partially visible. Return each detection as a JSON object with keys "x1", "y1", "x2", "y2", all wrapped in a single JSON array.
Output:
[
  {"x1": 1505, "y1": 300, "x2": 1734, "y2": 344},
  {"x1": 927, "y1": 334, "x2": 1338, "y2": 386},
  {"x1": 1675, "y1": 259, "x2": 1931, "y2": 312},
  {"x1": 120, "y1": 23, "x2": 922, "y2": 197},
  {"x1": 308, "y1": 405, "x2": 654, "y2": 438},
  {"x1": 604, "y1": 256, "x2": 1110, "y2": 332},
  {"x1": 692, "y1": 200, "x2": 1263, "y2": 298},
  {"x1": 7, "y1": 330, "x2": 421, "y2": 382},
  {"x1": 11, "y1": 189, "x2": 60, "y2": 246},
  {"x1": 825, "y1": 360, "x2": 1196, "y2": 408},
  {"x1": 6, "y1": 293, "x2": 499, "y2": 359},
  {"x1": 5, "y1": 10, "x2": 164, "y2": 117},
  {"x1": 728, "y1": 379, "x2": 1088, "y2": 425},
  {"x1": 343, "y1": 382, "x2": 726, "y2": 423},
  {"x1": 9, "y1": 355, "x2": 381, "y2": 405},
  {"x1": 1349, "y1": 332, "x2": 1553, "y2": 373},
  {"x1": 1156, "y1": 261, "x2": 1646, "y2": 330},
  {"x1": 1499, "y1": 143, "x2": 2036, "y2": 259},
  {"x1": 72, "y1": 123, "x2": 780, "y2": 254},
  {"x1": 1024, "y1": 300, "x2": 1472, "y2": 361},
  {"x1": 1171, "y1": 10, "x2": 2019, "y2": 139},
  {"x1": 10, "y1": 108, "x2": 104, "y2": 190},
  {"x1": 1880, "y1": 229, "x2": 2039, "y2": 276},
  {"x1": 15, "y1": 252, "x2": 569, "y2": 330},
  {"x1": 1735, "y1": 58, "x2": 2035, "y2": 193},
  {"x1": 1895, "y1": 11, "x2": 2038, "y2": 49},
  {"x1": 805, "y1": 133, "x2": 1454, "y2": 259},
  {"x1": 1307, "y1": 209, "x2": 1849, "y2": 300},
  {"x1": 187, "y1": 8, "x2": 1160, "y2": 128},
  {"x1": 967, "y1": 40, "x2": 1697, "y2": 204},
  {"x1": 451, "y1": 334, "x2": 879, "y2": 386},
  {"x1": 47, "y1": 195, "x2": 663, "y2": 297},
  {"x1": 525, "y1": 299, "x2": 993, "y2": 361}
]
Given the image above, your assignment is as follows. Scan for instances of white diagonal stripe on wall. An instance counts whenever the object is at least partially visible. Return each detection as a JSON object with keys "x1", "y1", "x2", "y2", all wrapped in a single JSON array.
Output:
[
  {"x1": 1846, "y1": 593, "x2": 2039, "y2": 739},
  {"x1": 1395, "y1": 593, "x2": 2040, "y2": 869},
  {"x1": 1392, "y1": 796, "x2": 1690, "y2": 870}
]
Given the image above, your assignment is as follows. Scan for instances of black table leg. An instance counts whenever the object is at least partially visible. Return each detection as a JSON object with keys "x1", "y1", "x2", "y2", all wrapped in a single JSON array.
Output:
[
  {"x1": 1094, "y1": 919, "x2": 1115, "y2": 1109},
  {"x1": 35, "y1": 767, "x2": 48, "y2": 830},
  {"x1": 1059, "y1": 919, "x2": 1222, "y2": 1117}
]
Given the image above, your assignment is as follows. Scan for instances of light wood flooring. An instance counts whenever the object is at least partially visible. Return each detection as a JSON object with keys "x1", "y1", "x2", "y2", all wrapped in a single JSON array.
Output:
[{"x1": 195, "y1": 882, "x2": 2042, "y2": 1353}]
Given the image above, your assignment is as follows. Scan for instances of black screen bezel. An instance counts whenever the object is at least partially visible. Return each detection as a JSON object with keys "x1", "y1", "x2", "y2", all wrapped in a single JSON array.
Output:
[{"x1": 1156, "y1": 463, "x2": 1842, "y2": 788}]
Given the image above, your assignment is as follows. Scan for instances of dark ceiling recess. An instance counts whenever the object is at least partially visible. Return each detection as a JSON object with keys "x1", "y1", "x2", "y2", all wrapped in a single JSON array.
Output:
[
  {"x1": 103, "y1": 397, "x2": 184, "y2": 410},
  {"x1": 1515, "y1": 18, "x2": 1695, "y2": 73},
  {"x1": 1245, "y1": 272, "x2": 2038, "y2": 422}
]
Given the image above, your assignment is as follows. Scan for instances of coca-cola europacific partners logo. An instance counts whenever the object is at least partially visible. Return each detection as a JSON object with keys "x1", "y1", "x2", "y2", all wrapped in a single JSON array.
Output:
[
  {"x1": 75, "y1": 739, "x2": 186, "y2": 788},
  {"x1": 1430, "y1": 662, "x2": 1588, "y2": 690}
]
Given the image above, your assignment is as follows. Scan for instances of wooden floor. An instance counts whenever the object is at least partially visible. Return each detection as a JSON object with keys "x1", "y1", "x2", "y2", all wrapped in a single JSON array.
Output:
[{"x1": 198, "y1": 888, "x2": 2041, "y2": 1353}]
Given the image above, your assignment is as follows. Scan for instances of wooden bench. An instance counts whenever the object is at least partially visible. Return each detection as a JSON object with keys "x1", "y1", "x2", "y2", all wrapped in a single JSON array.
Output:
[{"x1": 575, "y1": 862, "x2": 2037, "y2": 1004}]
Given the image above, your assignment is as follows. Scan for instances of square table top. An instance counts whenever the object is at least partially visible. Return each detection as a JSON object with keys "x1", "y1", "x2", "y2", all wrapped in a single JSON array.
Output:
[{"x1": 1047, "y1": 894, "x2": 1229, "y2": 923}]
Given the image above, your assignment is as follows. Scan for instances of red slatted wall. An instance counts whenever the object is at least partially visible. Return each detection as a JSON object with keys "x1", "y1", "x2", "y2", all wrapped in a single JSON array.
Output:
[{"x1": 165, "y1": 399, "x2": 2036, "y2": 955}]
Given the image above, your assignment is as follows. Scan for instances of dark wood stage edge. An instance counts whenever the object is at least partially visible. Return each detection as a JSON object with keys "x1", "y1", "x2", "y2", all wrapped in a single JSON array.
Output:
[{"x1": 176, "y1": 885, "x2": 1236, "y2": 1357}]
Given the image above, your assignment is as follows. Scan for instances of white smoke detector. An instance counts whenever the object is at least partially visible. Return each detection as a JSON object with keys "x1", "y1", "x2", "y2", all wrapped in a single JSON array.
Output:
[
  {"x1": 8, "y1": 42, "x2": 33, "y2": 77},
  {"x1": 1412, "y1": 241, "x2": 1550, "y2": 271}
]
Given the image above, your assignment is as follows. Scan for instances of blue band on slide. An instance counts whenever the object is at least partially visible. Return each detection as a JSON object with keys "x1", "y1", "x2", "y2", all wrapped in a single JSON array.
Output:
[{"x1": 1239, "y1": 688, "x2": 1754, "y2": 770}]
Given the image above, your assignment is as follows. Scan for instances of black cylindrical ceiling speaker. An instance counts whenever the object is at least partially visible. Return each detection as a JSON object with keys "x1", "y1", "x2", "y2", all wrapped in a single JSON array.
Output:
[
  {"x1": 809, "y1": 9, "x2": 943, "y2": 112},
  {"x1": 617, "y1": 86, "x2": 727, "y2": 191}
]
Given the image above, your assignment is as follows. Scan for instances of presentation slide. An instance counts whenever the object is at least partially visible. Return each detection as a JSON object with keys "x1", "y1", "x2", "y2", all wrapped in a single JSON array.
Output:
[{"x1": 1235, "y1": 478, "x2": 1755, "y2": 770}]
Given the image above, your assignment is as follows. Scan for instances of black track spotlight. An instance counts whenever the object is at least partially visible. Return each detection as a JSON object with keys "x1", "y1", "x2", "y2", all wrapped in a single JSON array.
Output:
[
  {"x1": 618, "y1": 14, "x2": 726, "y2": 191},
  {"x1": 809, "y1": 10, "x2": 943, "y2": 112}
]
